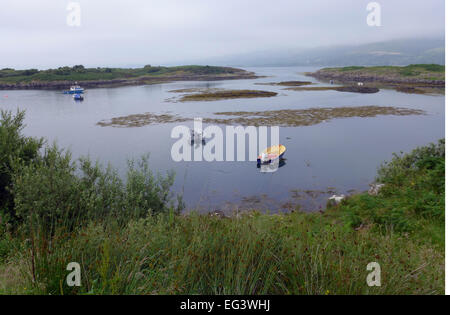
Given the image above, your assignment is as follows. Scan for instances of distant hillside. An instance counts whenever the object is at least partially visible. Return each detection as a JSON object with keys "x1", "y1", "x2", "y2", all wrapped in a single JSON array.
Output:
[
  {"x1": 203, "y1": 38, "x2": 445, "y2": 67},
  {"x1": 0, "y1": 65, "x2": 257, "y2": 90}
]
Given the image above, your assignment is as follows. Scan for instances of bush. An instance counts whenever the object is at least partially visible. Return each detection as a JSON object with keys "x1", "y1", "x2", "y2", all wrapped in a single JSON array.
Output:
[
  {"x1": 72, "y1": 65, "x2": 86, "y2": 73},
  {"x1": 23, "y1": 69, "x2": 39, "y2": 76},
  {"x1": 0, "y1": 110, "x2": 43, "y2": 223},
  {"x1": 1, "y1": 111, "x2": 181, "y2": 235},
  {"x1": 377, "y1": 139, "x2": 444, "y2": 191},
  {"x1": 12, "y1": 145, "x2": 180, "y2": 238},
  {"x1": 339, "y1": 140, "x2": 444, "y2": 237}
]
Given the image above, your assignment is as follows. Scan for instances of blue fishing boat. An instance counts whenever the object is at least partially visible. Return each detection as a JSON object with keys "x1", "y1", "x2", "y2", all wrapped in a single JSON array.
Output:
[{"x1": 63, "y1": 84, "x2": 84, "y2": 94}]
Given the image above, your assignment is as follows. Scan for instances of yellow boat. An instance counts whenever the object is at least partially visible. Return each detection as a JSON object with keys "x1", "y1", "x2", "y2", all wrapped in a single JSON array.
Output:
[{"x1": 257, "y1": 144, "x2": 286, "y2": 165}]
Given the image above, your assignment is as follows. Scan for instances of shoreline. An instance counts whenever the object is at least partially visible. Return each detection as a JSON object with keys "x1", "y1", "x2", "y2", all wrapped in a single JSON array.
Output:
[{"x1": 0, "y1": 68, "x2": 259, "y2": 91}]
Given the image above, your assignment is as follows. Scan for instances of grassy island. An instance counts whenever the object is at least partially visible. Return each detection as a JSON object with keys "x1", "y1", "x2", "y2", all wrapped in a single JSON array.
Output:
[
  {"x1": 0, "y1": 65, "x2": 257, "y2": 90},
  {"x1": 307, "y1": 64, "x2": 445, "y2": 94}
]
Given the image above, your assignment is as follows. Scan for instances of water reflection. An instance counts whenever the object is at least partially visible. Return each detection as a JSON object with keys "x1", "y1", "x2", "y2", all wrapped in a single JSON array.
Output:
[{"x1": 257, "y1": 158, "x2": 287, "y2": 171}]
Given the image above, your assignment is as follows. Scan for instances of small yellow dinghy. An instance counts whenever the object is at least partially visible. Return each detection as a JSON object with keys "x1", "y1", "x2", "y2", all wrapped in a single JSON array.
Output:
[{"x1": 257, "y1": 144, "x2": 286, "y2": 165}]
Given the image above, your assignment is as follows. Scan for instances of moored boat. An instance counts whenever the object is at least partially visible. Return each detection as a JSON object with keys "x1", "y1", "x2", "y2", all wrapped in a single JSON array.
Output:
[
  {"x1": 190, "y1": 128, "x2": 205, "y2": 145},
  {"x1": 64, "y1": 84, "x2": 84, "y2": 94},
  {"x1": 73, "y1": 93, "x2": 84, "y2": 101},
  {"x1": 257, "y1": 144, "x2": 286, "y2": 165}
]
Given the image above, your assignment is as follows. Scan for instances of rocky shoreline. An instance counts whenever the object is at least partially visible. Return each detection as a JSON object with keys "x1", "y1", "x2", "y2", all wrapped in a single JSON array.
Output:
[{"x1": 0, "y1": 70, "x2": 259, "y2": 90}]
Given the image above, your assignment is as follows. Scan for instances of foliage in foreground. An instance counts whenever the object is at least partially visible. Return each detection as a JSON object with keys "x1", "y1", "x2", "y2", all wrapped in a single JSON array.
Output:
[
  {"x1": 3, "y1": 211, "x2": 444, "y2": 295},
  {"x1": 0, "y1": 111, "x2": 43, "y2": 222},
  {"x1": 0, "y1": 110, "x2": 181, "y2": 264},
  {"x1": 0, "y1": 111, "x2": 445, "y2": 295},
  {"x1": 339, "y1": 140, "x2": 444, "y2": 249}
]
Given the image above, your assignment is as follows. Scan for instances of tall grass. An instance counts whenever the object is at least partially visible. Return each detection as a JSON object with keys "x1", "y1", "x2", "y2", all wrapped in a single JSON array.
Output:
[{"x1": 3, "y1": 211, "x2": 442, "y2": 295}]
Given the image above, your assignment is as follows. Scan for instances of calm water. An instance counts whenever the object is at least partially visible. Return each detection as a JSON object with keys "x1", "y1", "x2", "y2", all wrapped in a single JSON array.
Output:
[{"x1": 0, "y1": 67, "x2": 444, "y2": 212}]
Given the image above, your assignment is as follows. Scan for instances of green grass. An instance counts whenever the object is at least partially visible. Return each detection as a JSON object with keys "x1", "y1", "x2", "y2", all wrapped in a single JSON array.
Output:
[
  {"x1": 0, "y1": 111, "x2": 445, "y2": 295},
  {"x1": 0, "y1": 65, "x2": 243, "y2": 84},
  {"x1": 338, "y1": 64, "x2": 444, "y2": 74},
  {"x1": 2, "y1": 209, "x2": 443, "y2": 295},
  {"x1": 399, "y1": 64, "x2": 445, "y2": 77},
  {"x1": 340, "y1": 66, "x2": 366, "y2": 71}
]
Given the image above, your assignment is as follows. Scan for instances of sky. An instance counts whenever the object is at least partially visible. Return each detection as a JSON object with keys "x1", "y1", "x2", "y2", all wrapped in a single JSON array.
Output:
[{"x1": 0, "y1": 0, "x2": 445, "y2": 69}]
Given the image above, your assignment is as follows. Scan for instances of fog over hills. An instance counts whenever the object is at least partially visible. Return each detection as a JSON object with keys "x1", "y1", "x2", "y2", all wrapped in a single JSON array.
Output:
[{"x1": 192, "y1": 38, "x2": 444, "y2": 67}]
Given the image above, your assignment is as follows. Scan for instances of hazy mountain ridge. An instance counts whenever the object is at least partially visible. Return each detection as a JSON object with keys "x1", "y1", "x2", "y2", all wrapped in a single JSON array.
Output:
[{"x1": 201, "y1": 38, "x2": 444, "y2": 67}]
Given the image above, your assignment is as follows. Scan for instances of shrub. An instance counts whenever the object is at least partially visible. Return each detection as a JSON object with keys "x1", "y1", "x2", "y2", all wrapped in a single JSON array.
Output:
[
  {"x1": 0, "y1": 110, "x2": 43, "y2": 223},
  {"x1": 339, "y1": 140, "x2": 444, "y2": 237},
  {"x1": 12, "y1": 145, "x2": 180, "y2": 238},
  {"x1": 23, "y1": 69, "x2": 39, "y2": 76},
  {"x1": 1, "y1": 110, "x2": 181, "y2": 235},
  {"x1": 72, "y1": 65, "x2": 86, "y2": 73}
]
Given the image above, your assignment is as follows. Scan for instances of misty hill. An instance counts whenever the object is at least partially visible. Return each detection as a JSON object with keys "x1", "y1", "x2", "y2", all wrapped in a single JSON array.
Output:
[{"x1": 203, "y1": 38, "x2": 444, "y2": 67}]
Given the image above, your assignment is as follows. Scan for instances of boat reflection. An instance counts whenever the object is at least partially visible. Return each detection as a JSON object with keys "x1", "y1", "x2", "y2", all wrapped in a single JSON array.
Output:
[{"x1": 257, "y1": 158, "x2": 286, "y2": 172}]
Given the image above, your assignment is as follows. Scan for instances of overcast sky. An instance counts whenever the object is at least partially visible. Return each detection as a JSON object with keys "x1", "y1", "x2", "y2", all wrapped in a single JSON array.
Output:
[{"x1": 0, "y1": 0, "x2": 445, "y2": 69}]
